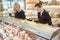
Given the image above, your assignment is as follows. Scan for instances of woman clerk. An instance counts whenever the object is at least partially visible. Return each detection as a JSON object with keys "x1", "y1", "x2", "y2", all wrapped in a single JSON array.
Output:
[
  {"x1": 13, "y1": 3, "x2": 26, "y2": 19},
  {"x1": 35, "y1": 1, "x2": 52, "y2": 25}
]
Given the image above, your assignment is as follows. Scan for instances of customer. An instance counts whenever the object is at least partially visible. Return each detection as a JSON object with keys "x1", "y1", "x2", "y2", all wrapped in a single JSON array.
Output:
[
  {"x1": 13, "y1": 3, "x2": 26, "y2": 19},
  {"x1": 35, "y1": 1, "x2": 52, "y2": 25}
]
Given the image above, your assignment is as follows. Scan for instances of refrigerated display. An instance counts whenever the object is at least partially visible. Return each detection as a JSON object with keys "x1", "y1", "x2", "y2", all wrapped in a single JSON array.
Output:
[{"x1": 0, "y1": 17, "x2": 60, "y2": 40}]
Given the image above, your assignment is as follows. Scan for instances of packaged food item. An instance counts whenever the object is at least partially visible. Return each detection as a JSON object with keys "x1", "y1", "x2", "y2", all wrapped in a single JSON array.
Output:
[
  {"x1": 4, "y1": 37, "x2": 10, "y2": 40},
  {"x1": 13, "y1": 36, "x2": 20, "y2": 40},
  {"x1": 25, "y1": 33, "x2": 28, "y2": 40},
  {"x1": 28, "y1": 37, "x2": 32, "y2": 40},
  {"x1": 20, "y1": 31, "x2": 26, "y2": 40},
  {"x1": 9, "y1": 33, "x2": 13, "y2": 39},
  {"x1": 0, "y1": 33, "x2": 4, "y2": 40}
]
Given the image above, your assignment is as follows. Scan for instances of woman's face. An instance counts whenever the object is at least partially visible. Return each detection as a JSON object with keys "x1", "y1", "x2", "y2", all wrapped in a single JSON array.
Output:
[
  {"x1": 35, "y1": 6, "x2": 42, "y2": 12},
  {"x1": 15, "y1": 5, "x2": 20, "y2": 11}
]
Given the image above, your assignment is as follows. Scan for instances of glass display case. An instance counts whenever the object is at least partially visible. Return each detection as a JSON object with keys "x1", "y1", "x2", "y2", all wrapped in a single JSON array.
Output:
[{"x1": 1, "y1": 17, "x2": 60, "y2": 40}]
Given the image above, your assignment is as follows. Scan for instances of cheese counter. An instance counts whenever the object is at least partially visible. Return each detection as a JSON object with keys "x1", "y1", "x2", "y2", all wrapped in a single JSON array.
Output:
[{"x1": 1, "y1": 17, "x2": 60, "y2": 40}]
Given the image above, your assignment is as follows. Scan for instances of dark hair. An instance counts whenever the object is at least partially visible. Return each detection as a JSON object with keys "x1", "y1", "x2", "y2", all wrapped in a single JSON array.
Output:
[{"x1": 35, "y1": 1, "x2": 43, "y2": 7}]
